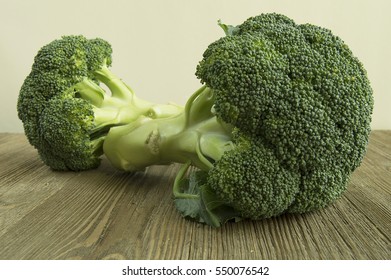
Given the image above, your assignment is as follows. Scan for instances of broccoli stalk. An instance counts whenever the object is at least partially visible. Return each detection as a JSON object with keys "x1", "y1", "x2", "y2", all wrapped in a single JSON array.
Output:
[{"x1": 103, "y1": 86, "x2": 233, "y2": 172}]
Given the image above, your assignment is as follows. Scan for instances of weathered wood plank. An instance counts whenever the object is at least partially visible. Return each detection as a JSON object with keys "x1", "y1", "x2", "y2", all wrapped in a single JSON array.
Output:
[{"x1": 0, "y1": 132, "x2": 390, "y2": 260}]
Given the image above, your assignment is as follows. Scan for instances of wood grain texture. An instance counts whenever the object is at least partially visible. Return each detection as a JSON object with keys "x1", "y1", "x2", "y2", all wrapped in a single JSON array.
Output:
[{"x1": 0, "y1": 132, "x2": 390, "y2": 260}]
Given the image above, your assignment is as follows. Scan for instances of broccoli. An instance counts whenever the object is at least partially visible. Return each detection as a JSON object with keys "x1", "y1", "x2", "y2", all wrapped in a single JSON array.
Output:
[
  {"x1": 103, "y1": 13, "x2": 373, "y2": 226},
  {"x1": 18, "y1": 13, "x2": 373, "y2": 227},
  {"x1": 17, "y1": 35, "x2": 182, "y2": 171}
]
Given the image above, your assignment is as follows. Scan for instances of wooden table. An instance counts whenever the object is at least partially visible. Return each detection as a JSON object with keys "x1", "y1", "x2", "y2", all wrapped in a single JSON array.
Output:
[{"x1": 0, "y1": 132, "x2": 390, "y2": 260}]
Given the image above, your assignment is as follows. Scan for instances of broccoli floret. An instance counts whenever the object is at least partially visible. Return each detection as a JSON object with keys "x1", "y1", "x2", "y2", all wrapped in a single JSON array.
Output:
[
  {"x1": 18, "y1": 35, "x2": 182, "y2": 171},
  {"x1": 206, "y1": 134, "x2": 301, "y2": 220}
]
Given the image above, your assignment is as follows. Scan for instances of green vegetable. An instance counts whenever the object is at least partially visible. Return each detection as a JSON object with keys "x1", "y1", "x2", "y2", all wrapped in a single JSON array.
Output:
[
  {"x1": 17, "y1": 35, "x2": 182, "y2": 170},
  {"x1": 18, "y1": 13, "x2": 373, "y2": 227}
]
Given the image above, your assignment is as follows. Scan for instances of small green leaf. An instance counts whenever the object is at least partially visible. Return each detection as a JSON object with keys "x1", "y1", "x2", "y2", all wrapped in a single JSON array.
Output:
[
  {"x1": 218, "y1": 20, "x2": 240, "y2": 36},
  {"x1": 174, "y1": 169, "x2": 242, "y2": 227}
]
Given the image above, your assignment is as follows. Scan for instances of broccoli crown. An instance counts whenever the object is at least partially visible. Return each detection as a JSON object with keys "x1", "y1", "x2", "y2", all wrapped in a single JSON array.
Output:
[
  {"x1": 17, "y1": 35, "x2": 112, "y2": 170},
  {"x1": 196, "y1": 13, "x2": 374, "y2": 218}
]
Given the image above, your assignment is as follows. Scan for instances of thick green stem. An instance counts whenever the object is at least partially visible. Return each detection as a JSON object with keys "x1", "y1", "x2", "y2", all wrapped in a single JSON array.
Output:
[{"x1": 103, "y1": 86, "x2": 234, "y2": 172}]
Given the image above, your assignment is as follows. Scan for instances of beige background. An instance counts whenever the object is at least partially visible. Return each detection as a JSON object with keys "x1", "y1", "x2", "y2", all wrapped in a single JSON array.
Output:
[{"x1": 1, "y1": 0, "x2": 390, "y2": 132}]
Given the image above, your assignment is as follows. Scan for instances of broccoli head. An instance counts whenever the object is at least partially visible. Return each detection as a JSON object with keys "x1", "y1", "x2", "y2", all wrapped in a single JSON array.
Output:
[
  {"x1": 103, "y1": 13, "x2": 373, "y2": 225},
  {"x1": 189, "y1": 13, "x2": 373, "y2": 221},
  {"x1": 17, "y1": 35, "x2": 182, "y2": 170}
]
